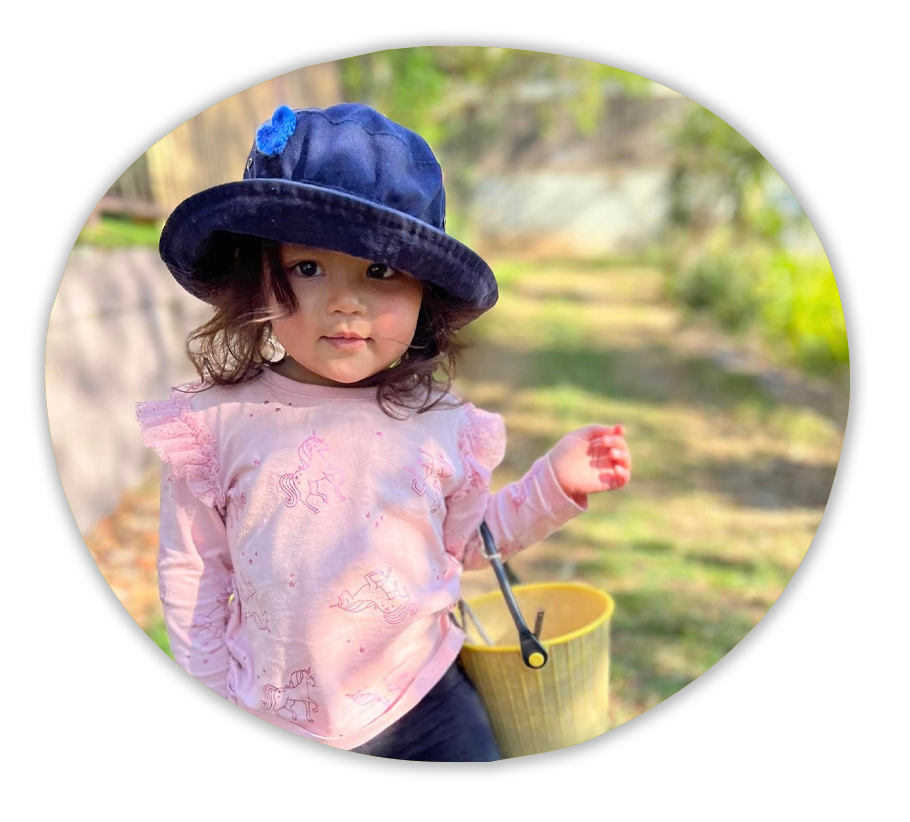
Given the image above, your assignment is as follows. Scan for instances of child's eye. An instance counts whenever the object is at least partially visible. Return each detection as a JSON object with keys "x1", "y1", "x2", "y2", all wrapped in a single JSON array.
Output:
[
  {"x1": 370, "y1": 263, "x2": 398, "y2": 280},
  {"x1": 291, "y1": 260, "x2": 398, "y2": 280},
  {"x1": 291, "y1": 260, "x2": 319, "y2": 280}
]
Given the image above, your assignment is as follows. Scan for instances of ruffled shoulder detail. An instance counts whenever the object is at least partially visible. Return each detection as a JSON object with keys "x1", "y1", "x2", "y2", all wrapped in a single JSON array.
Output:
[
  {"x1": 135, "y1": 382, "x2": 226, "y2": 511},
  {"x1": 450, "y1": 403, "x2": 507, "y2": 503}
]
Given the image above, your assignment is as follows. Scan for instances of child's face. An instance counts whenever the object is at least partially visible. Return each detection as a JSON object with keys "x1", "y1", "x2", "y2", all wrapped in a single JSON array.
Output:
[{"x1": 268, "y1": 243, "x2": 424, "y2": 387}]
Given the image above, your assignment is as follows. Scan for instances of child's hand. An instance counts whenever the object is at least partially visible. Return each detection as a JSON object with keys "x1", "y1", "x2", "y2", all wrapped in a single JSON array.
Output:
[{"x1": 549, "y1": 424, "x2": 631, "y2": 504}]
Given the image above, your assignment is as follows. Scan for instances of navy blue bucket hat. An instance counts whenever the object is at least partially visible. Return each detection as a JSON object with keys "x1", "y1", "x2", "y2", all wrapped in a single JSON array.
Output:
[{"x1": 158, "y1": 103, "x2": 498, "y2": 314}]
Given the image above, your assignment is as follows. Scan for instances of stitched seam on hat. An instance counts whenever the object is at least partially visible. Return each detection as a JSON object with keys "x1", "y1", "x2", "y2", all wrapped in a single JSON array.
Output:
[{"x1": 306, "y1": 110, "x2": 439, "y2": 166}]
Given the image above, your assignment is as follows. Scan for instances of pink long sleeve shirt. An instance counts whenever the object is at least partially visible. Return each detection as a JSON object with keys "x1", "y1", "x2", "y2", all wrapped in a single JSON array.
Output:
[{"x1": 135, "y1": 366, "x2": 588, "y2": 750}]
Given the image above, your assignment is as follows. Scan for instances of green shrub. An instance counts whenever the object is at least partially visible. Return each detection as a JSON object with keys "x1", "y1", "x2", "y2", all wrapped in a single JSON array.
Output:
[
  {"x1": 757, "y1": 253, "x2": 848, "y2": 375},
  {"x1": 668, "y1": 254, "x2": 759, "y2": 331},
  {"x1": 667, "y1": 244, "x2": 848, "y2": 377}
]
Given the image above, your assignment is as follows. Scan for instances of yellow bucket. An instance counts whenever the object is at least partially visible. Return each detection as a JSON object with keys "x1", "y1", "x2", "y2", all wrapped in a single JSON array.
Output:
[{"x1": 458, "y1": 581, "x2": 615, "y2": 758}]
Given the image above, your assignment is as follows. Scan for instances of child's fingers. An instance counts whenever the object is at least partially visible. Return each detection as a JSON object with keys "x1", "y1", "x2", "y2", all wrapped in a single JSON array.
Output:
[
  {"x1": 596, "y1": 437, "x2": 629, "y2": 459},
  {"x1": 610, "y1": 448, "x2": 631, "y2": 468},
  {"x1": 614, "y1": 465, "x2": 630, "y2": 482},
  {"x1": 597, "y1": 429, "x2": 626, "y2": 446}
]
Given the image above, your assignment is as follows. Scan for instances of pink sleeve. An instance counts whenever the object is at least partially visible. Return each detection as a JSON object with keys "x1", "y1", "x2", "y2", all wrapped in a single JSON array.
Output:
[
  {"x1": 156, "y1": 463, "x2": 234, "y2": 700},
  {"x1": 443, "y1": 404, "x2": 589, "y2": 572},
  {"x1": 135, "y1": 388, "x2": 226, "y2": 512},
  {"x1": 136, "y1": 387, "x2": 232, "y2": 698}
]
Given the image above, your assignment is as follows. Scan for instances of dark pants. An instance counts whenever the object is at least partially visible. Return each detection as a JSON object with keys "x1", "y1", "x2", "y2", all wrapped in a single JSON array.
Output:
[{"x1": 351, "y1": 657, "x2": 502, "y2": 761}]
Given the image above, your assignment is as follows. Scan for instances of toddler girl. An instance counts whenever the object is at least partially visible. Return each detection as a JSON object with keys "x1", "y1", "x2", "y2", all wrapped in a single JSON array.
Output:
[{"x1": 135, "y1": 103, "x2": 631, "y2": 761}]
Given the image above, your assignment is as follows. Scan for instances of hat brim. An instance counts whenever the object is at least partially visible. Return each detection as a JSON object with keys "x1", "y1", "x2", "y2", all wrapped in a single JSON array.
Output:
[{"x1": 159, "y1": 178, "x2": 498, "y2": 312}]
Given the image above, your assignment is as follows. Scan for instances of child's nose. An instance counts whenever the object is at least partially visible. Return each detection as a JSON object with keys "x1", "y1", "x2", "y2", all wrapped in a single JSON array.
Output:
[{"x1": 326, "y1": 286, "x2": 363, "y2": 309}]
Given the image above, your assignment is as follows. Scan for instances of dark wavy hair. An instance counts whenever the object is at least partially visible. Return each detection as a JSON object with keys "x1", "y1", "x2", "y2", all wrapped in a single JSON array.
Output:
[{"x1": 177, "y1": 232, "x2": 486, "y2": 419}]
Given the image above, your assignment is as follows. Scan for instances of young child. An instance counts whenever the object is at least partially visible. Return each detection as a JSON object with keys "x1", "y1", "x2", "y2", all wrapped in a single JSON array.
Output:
[{"x1": 135, "y1": 103, "x2": 631, "y2": 761}]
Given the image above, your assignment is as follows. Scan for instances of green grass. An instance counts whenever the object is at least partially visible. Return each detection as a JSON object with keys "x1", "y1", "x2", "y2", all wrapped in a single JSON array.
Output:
[
  {"x1": 76, "y1": 216, "x2": 162, "y2": 248},
  {"x1": 456, "y1": 257, "x2": 843, "y2": 727},
  {"x1": 145, "y1": 619, "x2": 173, "y2": 659},
  {"x1": 132, "y1": 255, "x2": 843, "y2": 731}
]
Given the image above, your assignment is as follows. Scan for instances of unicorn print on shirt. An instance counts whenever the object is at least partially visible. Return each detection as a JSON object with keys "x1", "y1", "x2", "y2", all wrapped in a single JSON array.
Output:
[
  {"x1": 403, "y1": 446, "x2": 453, "y2": 513},
  {"x1": 508, "y1": 459, "x2": 545, "y2": 510},
  {"x1": 279, "y1": 430, "x2": 348, "y2": 512},
  {"x1": 188, "y1": 589, "x2": 232, "y2": 652},
  {"x1": 225, "y1": 477, "x2": 248, "y2": 529},
  {"x1": 346, "y1": 664, "x2": 412, "y2": 708},
  {"x1": 235, "y1": 572, "x2": 270, "y2": 633},
  {"x1": 260, "y1": 667, "x2": 320, "y2": 724},
  {"x1": 331, "y1": 567, "x2": 418, "y2": 625}
]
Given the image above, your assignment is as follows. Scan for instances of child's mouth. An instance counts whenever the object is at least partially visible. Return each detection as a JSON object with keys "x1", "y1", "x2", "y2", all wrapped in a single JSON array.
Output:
[{"x1": 323, "y1": 337, "x2": 368, "y2": 350}]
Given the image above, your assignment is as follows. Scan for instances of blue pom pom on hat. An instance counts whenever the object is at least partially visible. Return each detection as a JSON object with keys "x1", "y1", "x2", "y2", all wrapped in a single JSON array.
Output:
[{"x1": 255, "y1": 105, "x2": 297, "y2": 156}]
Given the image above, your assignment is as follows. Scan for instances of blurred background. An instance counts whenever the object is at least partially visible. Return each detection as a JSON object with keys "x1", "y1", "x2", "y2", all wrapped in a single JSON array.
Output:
[{"x1": 47, "y1": 47, "x2": 847, "y2": 729}]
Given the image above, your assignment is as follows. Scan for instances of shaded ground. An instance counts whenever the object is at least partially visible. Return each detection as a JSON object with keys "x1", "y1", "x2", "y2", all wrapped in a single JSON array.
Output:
[{"x1": 84, "y1": 259, "x2": 846, "y2": 729}]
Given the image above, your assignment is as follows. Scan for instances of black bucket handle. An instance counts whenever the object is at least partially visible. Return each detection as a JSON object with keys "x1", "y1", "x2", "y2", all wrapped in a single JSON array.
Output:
[{"x1": 472, "y1": 521, "x2": 549, "y2": 669}]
